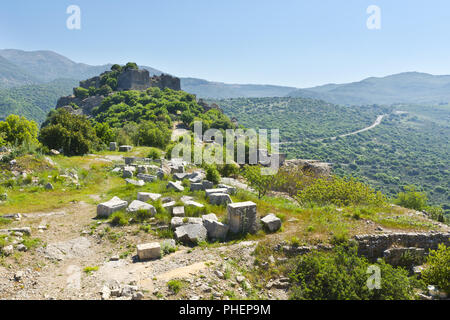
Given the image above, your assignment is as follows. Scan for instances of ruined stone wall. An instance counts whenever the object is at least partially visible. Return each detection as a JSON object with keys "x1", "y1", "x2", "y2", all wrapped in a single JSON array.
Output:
[{"x1": 355, "y1": 232, "x2": 450, "y2": 260}]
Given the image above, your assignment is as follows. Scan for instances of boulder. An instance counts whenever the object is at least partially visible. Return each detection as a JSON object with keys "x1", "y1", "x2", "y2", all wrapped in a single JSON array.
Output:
[
  {"x1": 137, "y1": 192, "x2": 161, "y2": 202},
  {"x1": 171, "y1": 217, "x2": 202, "y2": 229},
  {"x1": 174, "y1": 224, "x2": 207, "y2": 244},
  {"x1": 209, "y1": 193, "x2": 232, "y2": 206},
  {"x1": 137, "y1": 242, "x2": 161, "y2": 260},
  {"x1": 202, "y1": 213, "x2": 218, "y2": 222},
  {"x1": 261, "y1": 214, "x2": 282, "y2": 233},
  {"x1": 137, "y1": 165, "x2": 148, "y2": 174},
  {"x1": 124, "y1": 157, "x2": 136, "y2": 165},
  {"x1": 119, "y1": 145, "x2": 133, "y2": 152},
  {"x1": 97, "y1": 197, "x2": 128, "y2": 218},
  {"x1": 180, "y1": 195, "x2": 193, "y2": 203},
  {"x1": 185, "y1": 200, "x2": 205, "y2": 208},
  {"x1": 205, "y1": 188, "x2": 228, "y2": 197},
  {"x1": 162, "y1": 201, "x2": 176, "y2": 214},
  {"x1": 202, "y1": 180, "x2": 214, "y2": 190},
  {"x1": 203, "y1": 219, "x2": 229, "y2": 241},
  {"x1": 136, "y1": 174, "x2": 156, "y2": 183},
  {"x1": 1, "y1": 245, "x2": 13, "y2": 256},
  {"x1": 167, "y1": 181, "x2": 184, "y2": 192},
  {"x1": 127, "y1": 200, "x2": 156, "y2": 215},
  {"x1": 156, "y1": 169, "x2": 165, "y2": 180},
  {"x1": 190, "y1": 183, "x2": 204, "y2": 192},
  {"x1": 125, "y1": 179, "x2": 145, "y2": 187},
  {"x1": 172, "y1": 206, "x2": 185, "y2": 217},
  {"x1": 122, "y1": 166, "x2": 135, "y2": 178},
  {"x1": 227, "y1": 201, "x2": 259, "y2": 234},
  {"x1": 173, "y1": 173, "x2": 188, "y2": 181},
  {"x1": 109, "y1": 142, "x2": 117, "y2": 151},
  {"x1": 45, "y1": 183, "x2": 54, "y2": 190},
  {"x1": 217, "y1": 184, "x2": 237, "y2": 195}
]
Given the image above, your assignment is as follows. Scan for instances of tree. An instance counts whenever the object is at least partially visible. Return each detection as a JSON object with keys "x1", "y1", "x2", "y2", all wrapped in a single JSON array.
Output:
[
  {"x1": 39, "y1": 109, "x2": 99, "y2": 156},
  {"x1": 124, "y1": 62, "x2": 138, "y2": 71},
  {"x1": 243, "y1": 165, "x2": 277, "y2": 199},
  {"x1": 94, "y1": 122, "x2": 116, "y2": 145},
  {"x1": 0, "y1": 114, "x2": 39, "y2": 146}
]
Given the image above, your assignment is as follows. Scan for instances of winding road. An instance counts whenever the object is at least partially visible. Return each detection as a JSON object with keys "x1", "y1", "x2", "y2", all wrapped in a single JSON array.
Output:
[{"x1": 274, "y1": 114, "x2": 387, "y2": 146}]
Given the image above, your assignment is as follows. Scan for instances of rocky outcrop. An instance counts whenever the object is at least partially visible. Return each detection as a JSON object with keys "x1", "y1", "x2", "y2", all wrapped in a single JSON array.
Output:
[{"x1": 282, "y1": 159, "x2": 332, "y2": 176}]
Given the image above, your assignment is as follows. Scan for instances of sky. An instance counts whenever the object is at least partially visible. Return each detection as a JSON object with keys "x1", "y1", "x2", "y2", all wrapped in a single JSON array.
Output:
[{"x1": 1, "y1": 0, "x2": 450, "y2": 88}]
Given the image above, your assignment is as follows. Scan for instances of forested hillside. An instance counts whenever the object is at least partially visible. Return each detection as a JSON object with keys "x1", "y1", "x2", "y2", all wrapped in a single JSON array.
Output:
[
  {"x1": 0, "y1": 79, "x2": 77, "y2": 123},
  {"x1": 214, "y1": 97, "x2": 450, "y2": 214}
]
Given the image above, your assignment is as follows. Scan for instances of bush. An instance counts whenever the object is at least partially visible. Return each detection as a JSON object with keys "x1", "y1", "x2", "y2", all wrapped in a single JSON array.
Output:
[
  {"x1": 39, "y1": 109, "x2": 99, "y2": 156},
  {"x1": 135, "y1": 209, "x2": 153, "y2": 223},
  {"x1": 422, "y1": 244, "x2": 450, "y2": 294},
  {"x1": 73, "y1": 87, "x2": 89, "y2": 100},
  {"x1": 205, "y1": 165, "x2": 221, "y2": 185},
  {"x1": 109, "y1": 211, "x2": 129, "y2": 226},
  {"x1": 289, "y1": 244, "x2": 419, "y2": 300},
  {"x1": 217, "y1": 163, "x2": 240, "y2": 178},
  {"x1": 94, "y1": 122, "x2": 116, "y2": 146},
  {"x1": 136, "y1": 121, "x2": 171, "y2": 149},
  {"x1": 0, "y1": 114, "x2": 39, "y2": 146},
  {"x1": 395, "y1": 185, "x2": 428, "y2": 211},
  {"x1": 167, "y1": 279, "x2": 185, "y2": 294},
  {"x1": 296, "y1": 176, "x2": 387, "y2": 207},
  {"x1": 147, "y1": 148, "x2": 162, "y2": 160}
]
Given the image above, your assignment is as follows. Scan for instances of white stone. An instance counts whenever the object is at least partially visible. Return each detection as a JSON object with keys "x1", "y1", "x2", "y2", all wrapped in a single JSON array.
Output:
[
  {"x1": 172, "y1": 206, "x2": 185, "y2": 217},
  {"x1": 205, "y1": 188, "x2": 228, "y2": 197},
  {"x1": 261, "y1": 214, "x2": 282, "y2": 232},
  {"x1": 137, "y1": 192, "x2": 161, "y2": 202},
  {"x1": 97, "y1": 197, "x2": 128, "y2": 218},
  {"x1": 137, "y1": 242, "x2": 161, "y2": 260},
  {"x1": 209, "y1": 193, "x2": 232, "y2": 206},
  {"x1": 127, "y1": 200, "x2": 156, "y2": 215},
  {"x1": 227, "y1": 201, "x2": 258, "y2": 234},
  {"x1": 167, "y1": 181, "x2": 184, "y2": 192}
]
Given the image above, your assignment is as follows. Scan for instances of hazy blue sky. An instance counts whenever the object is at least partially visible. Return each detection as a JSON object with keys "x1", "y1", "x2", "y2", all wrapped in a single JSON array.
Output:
[{"x1": 1, "y1": 0, "x2": 450, "y2": 87}]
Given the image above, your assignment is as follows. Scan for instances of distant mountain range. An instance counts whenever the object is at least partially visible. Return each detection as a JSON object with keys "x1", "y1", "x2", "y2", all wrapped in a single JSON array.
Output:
[
  {"x1": 288, "y1": 72, "x2": 450, "y2": 105},
  {"x1": 1, "y1": 49, "x2": 450, "y2": 123}
]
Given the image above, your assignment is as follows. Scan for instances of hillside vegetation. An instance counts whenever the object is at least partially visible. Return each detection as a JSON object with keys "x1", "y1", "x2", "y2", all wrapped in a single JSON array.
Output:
[
  {"x1": 215, "y1": 97, "x2": 450, "y2": 217},
  {"x1": 0, "y1": 79, "x2": 77, "y2": 123}
]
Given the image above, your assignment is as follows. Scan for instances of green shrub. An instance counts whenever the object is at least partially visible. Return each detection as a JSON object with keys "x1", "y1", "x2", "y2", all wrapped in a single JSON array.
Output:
[
  {"x1": 167, "y1": 279, "x2": 185, "y2": 294},
  {"x1": 109, "y1": 211, "x2": 129, "y2": 226},
  {"x1": 135, "y1": 209, "x2": 153, "y2": 223},
  {"x1": 296, "y1": 176, "x2": 387, "y2": 207},
  {"x1": 395, "y1": 185, "x2": 428, "y2": 211},
  {"x1": 217, "y1": 163, "x2": 240, "y2": 178},
  {"x1": 40, "y1": 109, "x2": 99, "y2": 156},
  {"x1": 289, "y1": 244, "x2": 419, "y2": 300},
  {"x1": 0, "y1": 114, "x2": 39, "y2": 146},
  {"x1": 147, "y1": 148, "x2": 162, "y2": 160},
  {"x1": 73, "y1": 87, "x2": 89, "y2": 99},
  {"x1": 422, "y1": 244, "x2": 450, "y2": 294},
  {"x1": 206, "y1": 165, "x2": 221, "y2": 185}
]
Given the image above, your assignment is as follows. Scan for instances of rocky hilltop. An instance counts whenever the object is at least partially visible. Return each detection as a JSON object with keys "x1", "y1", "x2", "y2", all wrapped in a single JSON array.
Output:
[{"x1": 55, "y1": 64, "x2": 181, "y2": 116}]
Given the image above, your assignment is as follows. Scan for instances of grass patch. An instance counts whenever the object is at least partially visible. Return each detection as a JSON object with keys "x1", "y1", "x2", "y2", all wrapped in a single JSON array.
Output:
[{"x1": 83, "y1": 266, "x2": 99, "y2": 274}]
